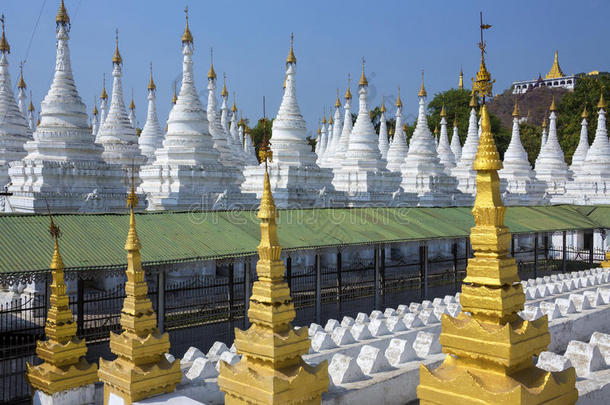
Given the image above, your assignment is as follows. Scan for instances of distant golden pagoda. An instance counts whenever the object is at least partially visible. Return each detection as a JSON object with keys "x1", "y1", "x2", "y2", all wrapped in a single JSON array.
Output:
[
  {"x1": 417, "y1": 15, "x2": 577, "y2": 405},
  {"x1": 26, "y1": 216, "x2": 98, "y2": 395},
  {"x1": 98, "y1": 177, "x2": 181, "y2": 404},
  {"x1": 545, "y1": 50, "x2": 565, "y2": 80},
  {"x1": 218, "y1": 137, "x2": 328, "y2": 403}
]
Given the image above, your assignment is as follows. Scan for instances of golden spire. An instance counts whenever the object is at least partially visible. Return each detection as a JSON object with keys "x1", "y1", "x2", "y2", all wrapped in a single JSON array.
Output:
[
  {"x1": 28, "y1": 92, "x2": 35, "y2": 112},
  {"x1": 100, "y1": 73, "x2": 108, "y2": 100},
  {"x1": 328, "y1": 107, "x2": 334, "y2": 124},
  {"x1": 286, "y1": 32, "x2": 297, "y2": 65},
  {"x1": 98, "y1": 169, "x2": 181, "y2": 403},
  {"x1": 469, "y1": 91, "x2": 477, "y2": 108},
  {"x1": 172, "y1": 82, "x2": 177, "y2": 104},
  {"x1": 453, "y1": 113, "x2": 458, "y2": 127},
  {"x1": 440, "y1": 103, "x2": 446, "y2": 117},
  {"x1": 207, "y1": 47, "x2": 217, "y2": 80},
  {"x1": 147, "y1": 62, "x2": 156, "y2": 91},
  {"x1": 472, "y1": 13, "x2": 494, "y2": 103},
  {"x1": 17, "y1": 63, "x2": 26, "y2": 89},
  {"x1": 129, "y1": 93, "x2": 135, "y2": 110},
  {"x1": 283, "y1": 75, "x2": 287, "y2": 90},
  {"x1": 181, "y1": 6, "x2": 193, "y2": 45},
  {"x1": 37, "y1": 113, "x2": 40, "y2": 126},
  {"x1": 322, "y1": 109, "x2": 327, "y2": 124},
  {"x1": 344, "y1": 73, "x2": 352, "y2": 100},
  {"x1": 231, "y1": 92, "x2": 237, "y2": 112},
  {"x1": 581, "y1": 105, "x2": 589, "y2": 119},
  {"x1": 597, "y1": 89, "x2": 607, "y2": 110},
  {"x1": 549, "y1": 95, "x2": 557, "y2": 111},
  {"x1": 359, "y1": 57, "x2": 368, "y2": 86},
  {"x1": 55, "y1": 0, "x2": 70, "y2": 28},
  {"x1": 512, "y1": 97, "x2": 520, "y2": 117},
  {"x1": 458, "y1": 67, "x2": 463, "y2": 90},
  {"x1": 26, "y1": 210, "x2": 98, "y2": 395},
  {"x1": 418, "y1": 70, "x2": 427, "y2": 97},
  {"x1": 93, "y1": 103, "x2": 98, "y2": 116},
  {"x1": 221, "y1": 73, "x2": 228, "y2": 97},
  {"x1": 112, "y1": 29, "x2": 122, "y2": 65},
  {"x1": 542, "y1": 115, "x2": 548, "y2": 129},
  {"x1": 380, "y1": 96, "x2": 386, "y2": 113},
  {"x1": 545, "y1": 49, "x2": 565, "y2": 79},
  {"x1": 396, "y1": 86, "x2": 403, "y2": 108},
  {"x1": 434, "y1": 125, "x2": 439, "y2": 135},
  {"x1": 0, "y1": 14, "x2": 10, "y2": 54},
  {"x1": 389, "y1": 126, "x2": 394, "y2": 137},
  {"x1": 335, "y1": 89, "x2": 341, "y2": 108}
]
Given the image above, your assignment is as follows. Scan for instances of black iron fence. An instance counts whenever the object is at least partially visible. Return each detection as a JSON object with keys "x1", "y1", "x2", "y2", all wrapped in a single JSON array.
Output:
[{"x1": 0, "y1": 242, "x2": 605, "y2": 404}]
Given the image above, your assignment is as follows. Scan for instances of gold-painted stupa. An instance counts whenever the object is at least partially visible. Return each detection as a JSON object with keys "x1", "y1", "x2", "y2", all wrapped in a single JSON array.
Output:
[
  {"x1": 218, "y1": 135, "x2": 328, "y2": 404},
  {"x1": 417, "y1": 16, "x2": 577, "y2": 405}
]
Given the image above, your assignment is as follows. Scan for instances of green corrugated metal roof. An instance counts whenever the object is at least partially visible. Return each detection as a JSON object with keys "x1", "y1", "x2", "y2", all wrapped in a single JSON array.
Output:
[{"x1": 0, "y1": 205, "x2": 604, "y2": 274}]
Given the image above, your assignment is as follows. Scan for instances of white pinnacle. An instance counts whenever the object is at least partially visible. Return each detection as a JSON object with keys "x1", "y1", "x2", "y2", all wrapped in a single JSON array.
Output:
[
  {"x1": 386, "y1": 99, "x2": 409, "y2": 172},
  {"x1": 332, "y1": 85, "x2": 353, "y2": 167},
  {"x1": 450, "y1": 119, "x2": 461, "y2": 161},
  {"x1": 582, "y1": 103, "x2": 610, "y2": 174},
  {"x1": 378, "y1": 109, "x2": 389, "y2": 161},
  {"x1": 139, "y1": 70, "x2": 164, "y2": 163},
  {"x1": 534, "y1": 101, "x2": 571, "y2": 191},
  {"x1": 328, "y1": 101, "x2": 343, "y2": 161},
  {"x1": 570, "y1": 109, "x2": 590, "y2": 175},
  {"x1": 436, "y1": 108, "x2": 456, "y2": 170}
]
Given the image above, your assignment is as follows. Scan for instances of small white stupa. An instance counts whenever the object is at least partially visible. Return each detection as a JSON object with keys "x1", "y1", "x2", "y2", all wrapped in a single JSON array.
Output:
[
  {"x1": 534, "y1": 97, "x2": 572, "y2": 199},
  {"x1": 449, "y1": 114, "x2": 462, "y2": 162},
  {"x1": 499, "y1": 98, "x2": 544, "y2": 205},
  {"x1": 16, "y1": 64, "x2": 27, "y2": 118},
  {"x1": 329, "y1": 76, "x2": 353, "y2": 169},
  {"x1": 451, "y1": 93, "x2": 479, "y2": 202},
  {"x1": 128, "y1": 92, "x2": 136, "y2": 129},
  {"x1": 27, "y1": 92, "x2": 35, "y2": 132},
  {"x1": 327, "y1": 93, "x2": 344, "y2": 162},
  {"x1": 91, "y1": 102, "x2": 99, "y2": 136},
  {"x1": 9, "y1": 1, "x2": 125, "y2": 213},
  {"x1": 242, "y1": 123, "x2": 258, "y2": 166},
  {"x1": 377, "y1": 99, "x2": 389, "y2": 161},
  {"x1": 386, "y1": 88, "x2": 409, "y2": 173},
  {"x1": 241, "y1": 34, "x2": 337, "y2": 208},
  {"x1": 397, "y1": 73, "x2": 459, "y2": 206},
  {"x1": 220, "y1": 77, "x2": 244, "y2": 166},
  {"x1": 140, "y1": 9, "x2": 248, "y2": 211},
  {"x1": 569, "y1": 105, "x2": 590, "y2": 175},
  {"x1": 317, "y1": 113, "x2": 330, "y2": 167},
  {"x1": 138, "y1": 64, "x2": 164, "y2": 163},
  {"x1": 436, "y1": 104, "x2": 456, "y2": 171}
]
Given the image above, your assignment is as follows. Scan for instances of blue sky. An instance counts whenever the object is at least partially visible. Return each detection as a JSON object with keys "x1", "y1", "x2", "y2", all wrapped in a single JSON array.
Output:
[{"x1": 2, "y1": 0, "x2": 608, "y2": 139}]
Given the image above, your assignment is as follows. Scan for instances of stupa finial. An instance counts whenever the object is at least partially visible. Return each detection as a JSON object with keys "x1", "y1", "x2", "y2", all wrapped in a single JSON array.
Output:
[
  {"x1": 182, "y1": 5, "x2": 193, "y2": 44},
  {"x1": 0, "y1": 14, "x2": 10, "y2": 54},
  {"x1": 112, "y1": 28, "x2": 122, "y2": 65},
  {"x1": 359, "y1": 57, "x2": 368, "y2": 86},
  {"x1": 286, "y1": 32, "x2": 296, "y2": 65}
]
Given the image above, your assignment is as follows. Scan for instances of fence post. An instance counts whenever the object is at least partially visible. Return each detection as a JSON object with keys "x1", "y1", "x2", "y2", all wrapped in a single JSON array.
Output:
[
  {"x1": 380, "y1": 246, "x2": 385, "y2": 300},
  {"x1": 589, "y1": 230, "x2": 594, "y2": 266},
  {"x1": 244, "y1": 259, "x2": 251, "y2": 328},
  {"x1": 76, "y1": 278, "x2": 84, "y2": 336},
  {"x1": 315, "y1": 253, "x2": 321, "y2": 325},
  {"x1": 534, "y1": 234, "x2": 538, "y2": 279},
  {"x1": 374, "y1": 246, "x2": 380, "y2": 310},
  {"x1": 157, "y1": 271, "x2": 165, "y2": 333},
  {"x1": 286, "y1": 256, "x2": 292, "y2": 291},
  {"x1": 452, "y1": 242, "x2": 458, "y2": 282},
  {"x1": 336, "y1": 250, "x2": 342, "y2": 303},
  {"x1": 423, "y1": 244, "x2": 429, "y2": 300},
  {"x1": 511, "y1": 235, "x2": 515, "y2": 257},
  {"x1": 562, "y1": 231, "x2": 567, "y2": 273},
  {"x1": 228, "y1": 263, "x2": 235, "y2": 323}
]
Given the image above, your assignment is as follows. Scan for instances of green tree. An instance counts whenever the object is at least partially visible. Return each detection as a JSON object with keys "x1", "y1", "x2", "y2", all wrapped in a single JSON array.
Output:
[
  {"x1": 518, "y1": 123, "x2": 543, "y2": 166},
  {"x1": 248, "y1": 117, "x2": 273, "y2": 159}
]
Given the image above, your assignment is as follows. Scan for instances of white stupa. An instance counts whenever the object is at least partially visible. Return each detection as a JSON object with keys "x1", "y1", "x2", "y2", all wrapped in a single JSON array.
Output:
[
  {"x1": 569, "y1": 106, "x2": 590, "y2": 175},
  {"x1": 317, "y1": 114, "x2": 330, "y2": 167},
  {"x1": 96, "y1": 31, "x2": 146, "y2": 167},
  {"x1": 16, "y1": 65, "x2": 27, "y2": 118},
  {"x1": 436, "y1": 104, "x2": 456, "y2": 171},
  {"x1": 327, "y1": 94, "x2": 343, "y2": 162},
  {"x1": 91, "y1": 102, "x2": 99, "y2": 135},
  {"x1": 332, "y1": 60, "x2": 401, "y2": 205},
  {"x1": 8, "y1": 2, "x2": 125, "y2": 213},
  {"x1": 138, "y1": 65, "x2": 164, "y2": 163},
  {"x1": 386, "y1": 89, "x2": 409, "y2": 173},
  {"x1": 398, "y1": 75, "x2": 459, "y2": 206},
  {"x1": 534, "y1": 116, "x2": 548, "y2": 166},
  {"x1": 228, "y1": 96, "x2": 247, "y2": 163},
  {"x1": 0, "y1": 19, "x2": 29, "y2": 195},
  {"x1": 220, "y1": 79, "x2": 244, "y2": 165},
  {"x1": 242, "y1": 123, "x2": 258, "y2": 166},
  {"x1": 451, "y1": 93, "x2": 480, "y2": 202},
  {"x1": 563, "y1": 93, "x2": 610, "y2": 204},
  {"x1": 98, "y1": 75, "x2": 108, "y2": 135},
  {"x1": 329, "y1": 77, "x2": 353, "y2": 168},
  {"x1": 534, "y1": 97, "x2": 572, "y2": 199},
  {"x1": 499, "y1": 99, "x2": 544, "y2": 205},
  {"x1": 377, "y1": 100, "x2": 389, "y2": 161},
  {"x1": 449, "y1": 114, "x2": 462, "y2": 162},
  {"x1": 241, "y1": 34, "x2": 337, "y2": 208},
  {"x1": 139, "y1": 11, "x2": 248, "y2": 211},
  {"x1": 27, "y1": 93, "x2": 35, "y2": 132}
]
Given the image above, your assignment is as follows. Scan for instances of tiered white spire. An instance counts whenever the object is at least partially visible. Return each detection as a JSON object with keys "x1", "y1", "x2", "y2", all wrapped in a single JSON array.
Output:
[
  {"x1": 450, "y1": 115, "x2": 461, "y2": 161},
  {"x1": 243, "y1": 125, "x2": 258, "y2": 165},
  {"x1": 377, "y1": 99, "x2": 389, "y2": 160},
  {"x1": 99, "y1": 74, "x2": 108, "y2": 131},
  {"x1": 96, "y1": 30, "x2": 145, "y2": 166},
  {"x1": 582, "y1": 93, "x2": 610, "y2": 174},
  {"x1": 16, "y1": 65, "x2": 26, "y2": 117},
  {"x1": 436, "y1": 104, "x2": 456, "y2": 171},
  {"x1": 534, "y1": 97, "x2": 572, "y2": 197},
  {"x1": 128, "y1": 91, "x2": 136, "y2": 128},
  {"x1": 327, "y1": 93, "x2": 343, "y2": 161},
  {"x1": 386, "y1": 89, "x2": 409, "y2": 172},
  {"x1": 220, "y1": 77, "x2": 243, "y2": 165},
  {"x1": 0, "y1": 15, "x2": 29, "y2": 190},
  {"x1": 91, "y1": 102, "x2": 99, "y2": 135},
  {"x1": 228, "y1": 96, "x2": 246, "y2": 162},
  {"x1": 331, "y1": 76, "x2": 353, "y2": 167},
  {"x1": 570, "y1": 106, "x2": 590, "y2": 175},
  {"x1": 138, "y1": 64, "x2": 164, "y2": 163},
  {"x1": 399, "y1": 72, "x2": 458, "y2": 206},
  {"x1": 27, "y1": 92, "x2": 35, "y2": 131},
  {"x1": 317, "y1": 114, "x2": 328, "y2": 165},
  {"x1": 451, "y1": 93, "x2": 479, "y2": 197}
]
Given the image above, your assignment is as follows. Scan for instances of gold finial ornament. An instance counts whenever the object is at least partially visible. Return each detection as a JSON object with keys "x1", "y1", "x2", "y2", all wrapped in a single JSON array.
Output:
[
  {"x1": 328, "y1": 107, "x2": 334, "y2": 124},
  {"x1": 396, "y1": 86, "x2": 403, "y2": 108},
  {"x1": 29, "y1": 92, "x2": 35, "y2": 112},
  {"x1": 458, "y1": 67, "x2": 464, "y2": 90},
  {"x1": 335, "y1": 89, "x2": 341, "y2": 108},
  {"x1": 218, "y1": 131, "x2": 328, "y2": 405},
  {"x1": 322, "y1": 109, "x2": 327, "y2": 124},
  {"x1": 581, "y1": 105, "x2": 589, "y2": 119},
  {"x1": 0, "y1": 14, "x2": 10, "y2": 54},
  {"x1": 434, "y1": 125, "x2": 439, "y2": 135},
  {"x1": 286, "y1": 32, "x2": 297, "y2": 65},
  {"x1": 418, "y1": 70, "x2": 427, "y2": 98},
  {"x1": 17, "y1": 63, "x2": 26, "y2": 89},
  {"x1": 98, "y1": 170, "x2": 181, "y2": 404},
  {"x1": 172, "y1": 82, "x2": 177, "y2": 104},
  {"x1": 440, "y1": 103, "x2": 446, "y2": 117},
  {"x1": 129, "y1": 97, "x2": 135, "y2": 111},
  {"x1": 453, "y1": 113, "x2": 458, "y2": 127},
  {"x1": 380, "y1": 96, "x2": 386, "y2": 113},
  {"x1": 597, "y1": 89, "x2": 607, "y2": 110},
  {"x1": 512, "y1": 97, "x2": 520, "y2": 117},
  {"x1": 93, "y1": 104, "x2": 98, "y2": 115},
  {"x1": 359, "y1": 57, "x2": 368, "y2": 86},
  {"x1": 403, "y1": 123, "x2": 407, "y2": 133},
  {"x1": 182, "y1": 6, "x2": 193, "y2": 44},
  {"x1": 545, "y1": 50, "x2": 565, "y2": 80},
  {"x1": 148, "y1": 62, "x2": 156, "y2": 91},
  {"x1": 549, "y1": 96, "x2": 557, "y2": 112},
  {"x1": 471, "y1": 13, "x2": 494, "y2": 102},
  {"x1": 542, "y1": 116, "x2": 548, "y2": 129},
  {"x1": 221, "y1": 73, "x2": 228, "y2": 97},
  {"x1": 100, "y1": 73, "x2": 108, "y2": 100},
  {"x1": 344, "y1": 73, "x2": 352, "y2": 100},
  {"x1": 26, "y1": 213, "x2": 98, "y2": 395},
  {"x1": 208, "y1": 47, "x2": 217, "y2": 80},
  {"x1": 417, "y1": 20, "x2": 577, "y2": 405},
  {"x1": 231, "y1": 92, "x2": 237, "y2": 112},
  {"x1": 56, "y1": 0, "x2": 70, "y2": 29},
  {"x1": 469, "y1": 91, "x2": 477, "y2": 108},
  {"x1": 112, "y1": 29, "x2": 122, "y2": 65}
]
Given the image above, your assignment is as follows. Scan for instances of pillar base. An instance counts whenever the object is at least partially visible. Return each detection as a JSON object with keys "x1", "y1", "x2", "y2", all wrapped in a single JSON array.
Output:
[{"x1": 33, "y1": 383, "x2": 95, "y2": 405}]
